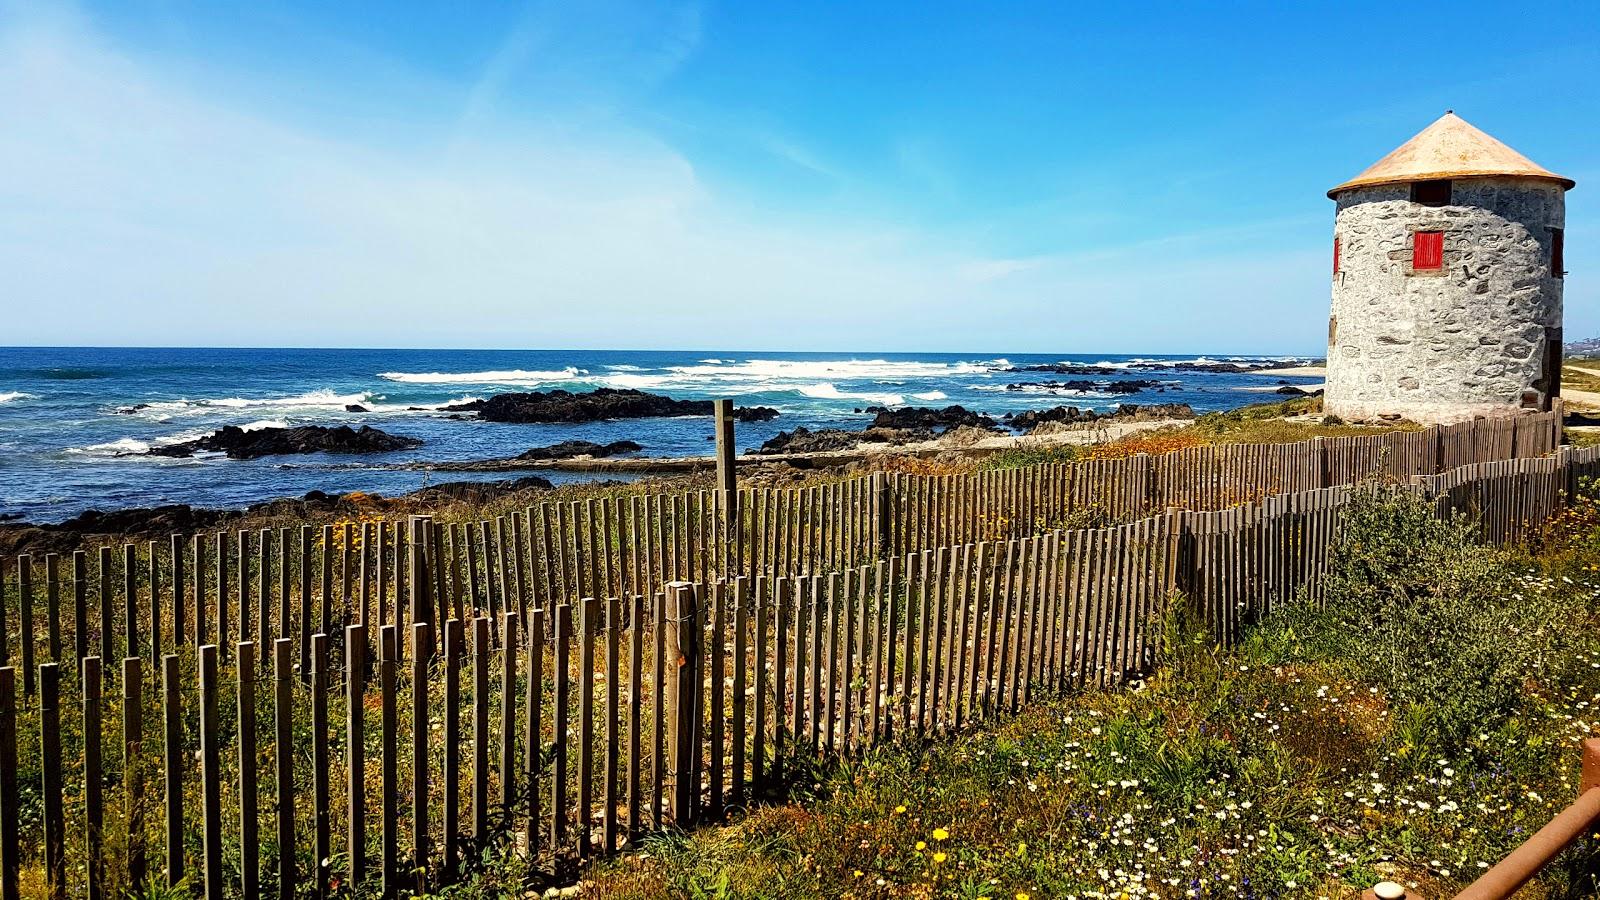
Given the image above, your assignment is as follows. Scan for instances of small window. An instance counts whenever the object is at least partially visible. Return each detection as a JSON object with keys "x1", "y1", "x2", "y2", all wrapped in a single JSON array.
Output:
[
  {"x1": 1552, "y1": 228, "x2": 1565, "y2": 278},
  {"x1": 1333, "y1": 236, "x2": 1341, "y2": 275},
  {"x1": 1411, "y1": 179, "x2": 1452, "y2": 206},
  {"x1": 1413, "y1": 231, "x2": 1444, "y2": 270}
]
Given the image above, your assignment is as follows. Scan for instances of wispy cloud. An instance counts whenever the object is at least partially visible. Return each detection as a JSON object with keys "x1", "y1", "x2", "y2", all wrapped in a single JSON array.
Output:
[{"x1": 0, "y1": 6, "x2": 1329, "y2": 353}]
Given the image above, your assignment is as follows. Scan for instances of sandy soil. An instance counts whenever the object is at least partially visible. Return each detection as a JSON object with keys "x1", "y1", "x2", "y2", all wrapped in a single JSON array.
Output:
[{"x1": 1562, "y1": 366, "x2": 1600, "y2": 409}]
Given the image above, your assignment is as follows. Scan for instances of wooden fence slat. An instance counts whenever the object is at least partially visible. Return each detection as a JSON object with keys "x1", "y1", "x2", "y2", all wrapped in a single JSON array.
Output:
[
  {"x1": 472, "y1": 617, "x2": 491, "y2": 848},
  {"x1": 41, "y1": 662, "x2": 65, "y2": 900},
  {"x1": 237, "y1": 643, "x2": 259, "y2": 900},
  {"x1": 603, "y1": 598, "x2": 620, "y2": 853},
  {"x1": 578, "y1": 597, "x2": 598, "y2": 857},
  {"x1": 274, "y1": 639, "x2": 295, "y2": 900},
  {"x1": 627, "y1": 593, "x2": 644, "y2": 841},
  {"x1": 413, "y1": 621, "x2": 433, "y2": 891},
  {"x1": 665, "y1": 583, "x2": 701, "y2": 827},
  {"x1": 198, "y1": 646, "x2": 223, "y2": 900},
  {"x1": 442, "y1": 618, "x2": 462, "y2": 880},
  {"x1": 0, "y1": 668, "x2": 17, "y2": 900},
  {"x1": 163, "y1": 653, "x2": 184, "y2": 888},
  {"x1": 342, "y1": 628, "x2": 364, "y2": 889},
  {"x1": 84, "y1": 656, "x2": 104, "y2": 900},
  {"x1": 379, "y1": 627, "x2": 397, "y2": 896}
]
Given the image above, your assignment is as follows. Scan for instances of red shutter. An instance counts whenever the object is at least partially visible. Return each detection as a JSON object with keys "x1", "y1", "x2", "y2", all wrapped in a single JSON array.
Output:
[
  {"x1": 1333, "y1": 236, "x2": 1340, "y2": 275},
  {"x1": 1413, "y1": 231, "x2": 1443, "y2": 270}
]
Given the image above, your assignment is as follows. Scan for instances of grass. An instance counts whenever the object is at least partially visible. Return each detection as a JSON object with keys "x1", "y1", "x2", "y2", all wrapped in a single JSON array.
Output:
[{"x1": 570, "y1": 489, "x2": 1600, "y2": 899}]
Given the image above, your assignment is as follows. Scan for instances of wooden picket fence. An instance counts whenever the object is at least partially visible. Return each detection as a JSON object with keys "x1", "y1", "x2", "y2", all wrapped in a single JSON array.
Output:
[{"x1": 0, "y1": 413, "x2": 1585, "y2": 899}]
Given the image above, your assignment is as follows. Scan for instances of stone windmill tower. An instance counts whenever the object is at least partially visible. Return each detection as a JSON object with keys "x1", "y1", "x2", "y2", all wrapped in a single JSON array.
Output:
[{"x1": 1324, "y1": 112, "x2": 1573, "y2": 424}]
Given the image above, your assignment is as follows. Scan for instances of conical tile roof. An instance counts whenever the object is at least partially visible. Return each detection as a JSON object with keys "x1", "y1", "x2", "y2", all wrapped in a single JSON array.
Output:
[{"x1": 1329, "y1": 111, "x2": 1573, "y2": 197}]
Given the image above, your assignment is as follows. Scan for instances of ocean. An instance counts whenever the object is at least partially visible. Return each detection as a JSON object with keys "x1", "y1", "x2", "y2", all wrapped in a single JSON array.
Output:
[{"x1": 0, "y1": 347, "x2": 1319, "y2": 523}]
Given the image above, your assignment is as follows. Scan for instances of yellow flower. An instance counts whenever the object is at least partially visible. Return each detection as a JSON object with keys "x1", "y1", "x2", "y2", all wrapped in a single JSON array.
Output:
[
  {"x1": 915, "y1": 841, "x2": 926, "y2": 851},
  {"x1": 932, "y1": 827, "x2": 950, "y2": 841},
  {"x1": 853, "y1": 870, "x2": 863, "y2": 877},
  {"x1": 932, "y1": 852, "x2": 947, "y2": 864},
  {"x1": 1017, "y1": 894, "x2": 1031, "y2": 900},
  {"x1": 895, "y1": 805, "x2": 907, "y2": 814}
]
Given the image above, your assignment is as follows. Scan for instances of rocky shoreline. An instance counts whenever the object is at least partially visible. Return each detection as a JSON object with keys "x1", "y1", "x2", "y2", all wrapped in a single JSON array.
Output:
[
  {"x1": 444, "y1": 388, "x2": 779, "y2": 424},
  {"x1": 149, "y1": 424, "x2": 423, "y2": 459}
]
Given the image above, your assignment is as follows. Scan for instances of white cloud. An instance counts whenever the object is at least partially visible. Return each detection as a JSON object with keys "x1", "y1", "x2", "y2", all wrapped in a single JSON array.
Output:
[{"x1": 0, "y1": 8, "x2": 1329, "y2": 353}]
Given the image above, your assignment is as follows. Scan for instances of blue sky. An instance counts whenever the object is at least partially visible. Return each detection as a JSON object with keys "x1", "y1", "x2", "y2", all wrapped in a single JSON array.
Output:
[{"x1": 2, "y1": 0, "x2": 1596, "y2": 354}]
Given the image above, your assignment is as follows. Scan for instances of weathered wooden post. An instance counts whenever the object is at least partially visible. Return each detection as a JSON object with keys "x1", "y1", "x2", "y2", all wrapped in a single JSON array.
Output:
[
  {"x1": 664, "y1": 582, "x2": 702, "y2": 827},
  {"x1": 713, "y1": 399, "x2": 739, "y2": 576}
]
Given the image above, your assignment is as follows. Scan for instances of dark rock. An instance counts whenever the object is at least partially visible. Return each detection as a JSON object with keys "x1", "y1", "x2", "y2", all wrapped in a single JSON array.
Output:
[
  {"x1": 755, "y1": 427, "x2": 862, "y2": 455},
  {"x1": 408, "y1": 476, "x2": 555, "y2": 504},
  {"x1": 1006, "y1": 403, "x2": 1195, "y2": 433},
  {"x1": 1004, "y1": 379, "x2": 1160, "y2": 395},
  {"x1": 752, "y1": 426, "x2": 929, "y2": 456},
  {"x1": 1274, "y1": 385, "x2": 1312, "y2": 396},
  {"x1": 515, "y1": 440, "x2": 642, "y2": 461},
  {"x1": 50, "y1": 504, "x2": 232, "y2": 538},
  {"x1": 444, "y1": 388, "x2": 779, "y2": 425},
  {"x1": 1002, "y1": 363, "x2": 1120, "y2": 375},
  {"x1": 1126, "y1": 361, "x2": 1258, "y2": 374},
  {"x1": 864, "y1": 405, "x2": 999, "y2": 432},
  {"x1": 345, "y1": 404, "x2": 370, "y2": 412},
  {"x1": 148, "y1": 425, "x2": 423, "y2": 460},
  {"x1": 1110, "y1": 402, "x2": 1196, "y2": 421}
]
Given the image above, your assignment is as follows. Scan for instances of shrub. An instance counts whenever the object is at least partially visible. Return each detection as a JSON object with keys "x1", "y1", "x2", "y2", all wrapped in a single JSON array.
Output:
[{"x1": 1273, "y1": 488, "x2": 1587, "y2": 748}]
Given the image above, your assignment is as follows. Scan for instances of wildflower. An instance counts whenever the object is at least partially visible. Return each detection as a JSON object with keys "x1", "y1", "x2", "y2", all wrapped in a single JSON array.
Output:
[
  {"x1": 895, "y1": 805, "x2": 907, "y2": 814},
  {"x1": 932, "y1": 827, "x2": 950, "y2": 841},
  {"x1": 916, "y1": 841, "x2": 927, "y2": 851},
  {"x1": 932, "y1": 852, "x2": 947, "y2": 863}
]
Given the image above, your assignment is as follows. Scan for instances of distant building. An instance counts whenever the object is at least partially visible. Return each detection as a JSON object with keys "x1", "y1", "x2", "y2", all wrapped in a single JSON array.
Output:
[{"x1": 1324, "y1": 112, "x2": 1573, "y2": 423}]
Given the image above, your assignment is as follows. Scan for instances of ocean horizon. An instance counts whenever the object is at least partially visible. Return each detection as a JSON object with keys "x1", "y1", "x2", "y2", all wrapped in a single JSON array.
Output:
[{"x1": 0, "y1": 346, "x2": 1322, "y2": 523}]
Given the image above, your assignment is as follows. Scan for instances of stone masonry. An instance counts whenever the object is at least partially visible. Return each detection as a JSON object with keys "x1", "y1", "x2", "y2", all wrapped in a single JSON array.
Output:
[{"x1": 1325, "y1": 177, "x2": 1565, "y2": 424}]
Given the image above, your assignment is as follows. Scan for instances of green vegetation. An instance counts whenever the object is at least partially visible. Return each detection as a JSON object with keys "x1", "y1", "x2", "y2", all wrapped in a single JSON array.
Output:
[
  {"x1": 1187, "y1": 396, "x2": 1419, "y2": 444},
  {"x1": 571, "y1": 488, "x2": 1600, "y2": 899},
  {"x1": 974, "y1": 441, "x2": 1081, "y2": 472}
]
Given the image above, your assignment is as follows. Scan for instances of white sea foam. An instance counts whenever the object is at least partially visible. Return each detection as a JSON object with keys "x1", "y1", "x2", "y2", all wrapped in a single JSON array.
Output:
[
  {"x1": 911, "y1": 390, "x2": 948, "y2": 401},
  {"x1": 117, "y1": 390, "x2": 377, "y2": 419},
  {"x1": 365, "y1": 395, "x2": 482, "y2": 413},
  {"x1": 69, "y1": 437, "x2": 152, "y2": 456},
  {"x1": 69, "y1": 424, "x2": 223, "y2": 457},
  {"x1": 377, "y1": 368, "x2": 583, "y2": 386},
  {"x1": 596, "y1": 358, "x2": 1004, "y2": 393},
  {"x1": 797, "y1": 383, "x2": 906, "y2": 406},
  {"x1": 1084, "y1": 356, "x2": 1287, "y2": 371},
  {"x1": 239, "y1": 419, "x2": 289, "y2": 431},
  {"x1": 0, "y1": 391, "x2": 36, "y2": 403}
]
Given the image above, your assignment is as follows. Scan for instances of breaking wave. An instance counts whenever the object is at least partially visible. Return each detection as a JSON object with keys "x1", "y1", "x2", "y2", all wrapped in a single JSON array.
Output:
[
  {"x1": 797, "y1": 383, "x2": 906, "y2": 407},
  {"x1": 377, "y1": 368, "x2": 583, "y2": 386},
  {"x1": 116, "y1": 390, "x2": 375, "y2": 419},
  {"x1": 0, "y1": 391, "x2": 36, "y2": 403}
]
